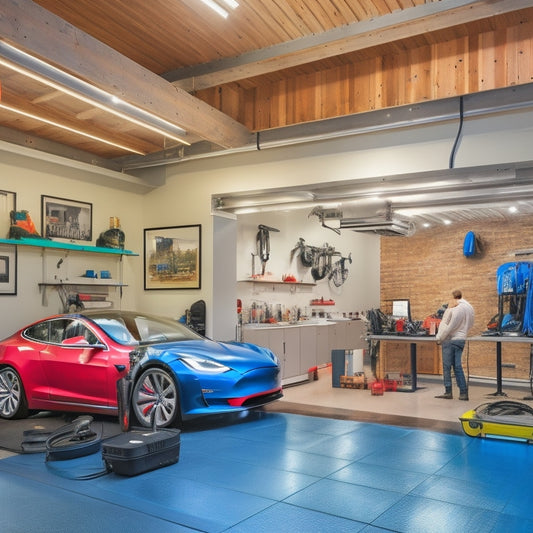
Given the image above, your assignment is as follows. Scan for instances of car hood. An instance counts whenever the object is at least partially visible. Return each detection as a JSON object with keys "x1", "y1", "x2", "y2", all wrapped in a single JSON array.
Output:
[{"x1": 145, "y1": 339, "x2": 278, "y2": 372}]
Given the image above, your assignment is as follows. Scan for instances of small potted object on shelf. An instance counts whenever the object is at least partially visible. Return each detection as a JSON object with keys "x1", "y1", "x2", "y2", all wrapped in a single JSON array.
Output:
[
  {"x1": 282, "y1": 274, "x2": 297, "y2": 283},
  {"x1": 9, "y1": 210, "x2": 42, "y2": 239},
  {"x1": 96, "y1": 217, "x2": 125, "y2": 249}
]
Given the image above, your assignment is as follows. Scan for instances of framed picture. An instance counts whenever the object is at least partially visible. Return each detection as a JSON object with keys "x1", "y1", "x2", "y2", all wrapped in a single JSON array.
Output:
[
  {"x1": 0, "y1": 190, "x2": 16, "y2": 239},
  {"x1": 144, "y1": 225, "x2": 201, "y2": 290},
  {"x1": 41, "y1": 195, "x2": 92, "y2": 242},
  {"x1": 0, "y1": 245, "x2": 17, "y2": 295}
]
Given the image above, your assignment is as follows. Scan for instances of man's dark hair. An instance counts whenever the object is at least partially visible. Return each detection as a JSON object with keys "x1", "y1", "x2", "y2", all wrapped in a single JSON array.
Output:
[{"x1": 452, "y1": 290, "x2": 462, "y2": 299}]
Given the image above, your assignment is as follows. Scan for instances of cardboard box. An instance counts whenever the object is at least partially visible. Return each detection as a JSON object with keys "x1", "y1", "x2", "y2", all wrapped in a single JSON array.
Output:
[{"x1": 340, "y1": 372, "x2": 367, "y2": 389}]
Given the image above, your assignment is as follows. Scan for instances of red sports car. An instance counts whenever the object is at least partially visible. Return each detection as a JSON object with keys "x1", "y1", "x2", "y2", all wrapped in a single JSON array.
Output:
[{"x1": 0, "y1": 310, "x2": 282, "y2": 427}]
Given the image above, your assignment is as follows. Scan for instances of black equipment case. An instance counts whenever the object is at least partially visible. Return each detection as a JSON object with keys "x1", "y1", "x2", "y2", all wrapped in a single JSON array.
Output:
[{"x1": 102, "y1": 428, "x2": 181, "y2": 476}]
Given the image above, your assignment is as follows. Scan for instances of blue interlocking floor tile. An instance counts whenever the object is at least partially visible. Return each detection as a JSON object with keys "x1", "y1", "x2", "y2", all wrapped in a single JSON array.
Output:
[
  {"x1": 303, "y1": 430, "x2": 391, "y2": 461},
  {"x1": 284, "y1": 477, "x2": 405, "y2": 523},
  {"x1": 503, "y1": 479, "x2": 533, "y2": 520},
  {"x1": 167, "y1": 453, "x2": 319, "y2": 500},
  {"x1": 185, "y1": 444, "x2": 352, "y2": 478},
  {"x1": 225, "y1": 502, "x2": 366, "y2": 533},
  {"x1": 0, "y1": 471, "x2": 195, "y2": 533},
  {"x1": 397, "y1": 427, "x2": 471, "y2": 453},
  {"x1": 359, "y1": 440, "x2": 459, "y2": 474},
  {"x1": 410, "y1": 474, "x2": 511, "y2": 512},
  {"x1": 371, "y1": 494, "x2": 501, "y2": 533},
  {"x1": 490, "y1": 513, "x2": 533, "y2": 533},
  {"x1": 329, "y1": 461, "x2": 430, "y2": 493}
]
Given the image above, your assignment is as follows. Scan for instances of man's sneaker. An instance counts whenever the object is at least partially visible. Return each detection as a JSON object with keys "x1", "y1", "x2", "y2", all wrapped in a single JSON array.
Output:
[
  {"x1": 459, "y1": 392, "x2": 469, "y2": 401},
  {"x1": 435, "y1": 392, "x2": 453, "y2": 399}
]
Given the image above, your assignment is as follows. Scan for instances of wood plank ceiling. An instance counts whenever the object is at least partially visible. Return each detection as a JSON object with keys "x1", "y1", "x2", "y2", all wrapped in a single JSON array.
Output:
[{"x1": 0, "y1": 0, "x2": 532, "y2": 174}]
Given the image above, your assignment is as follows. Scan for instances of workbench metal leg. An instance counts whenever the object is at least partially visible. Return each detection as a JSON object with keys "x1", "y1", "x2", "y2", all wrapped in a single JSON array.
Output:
[
  {"x1": 489, "y1": 341, "x2": 507, "y2": 396},
  {"x1": 524, "y1": 345, "x2": 533, "y2": 401},
  {"x1": 410, "y1": 342, "x2": 417, "y2": 391}
]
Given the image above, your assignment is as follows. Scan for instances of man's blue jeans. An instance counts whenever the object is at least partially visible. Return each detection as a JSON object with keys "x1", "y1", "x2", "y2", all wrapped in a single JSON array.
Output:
[{"x1": 441, "y1": 340, "x2": 468, "y2": 393}]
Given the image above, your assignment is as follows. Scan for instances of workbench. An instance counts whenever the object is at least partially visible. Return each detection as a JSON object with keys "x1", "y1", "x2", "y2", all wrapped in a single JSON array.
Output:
[
  {"x1": 467, "y1": 335, "x2": 533, "y2": 396},
  {"x1": 368, "y1": 334, "x2": 439, "y2": 392},
  {"x1": 370, "y1": 334, "x2": 533, "y2": 396}
]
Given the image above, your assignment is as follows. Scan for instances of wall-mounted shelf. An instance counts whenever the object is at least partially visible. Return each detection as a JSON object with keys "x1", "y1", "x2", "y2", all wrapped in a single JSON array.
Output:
[
  {"x1": 1, "y1": 237, "x2": 138, "y2": 311},
  {"x1": 238, "y1": 278, "x2": 316, "y2": 295},
  {"x1": 0, "y1": 237, "x2": 138, "y2": 256},
  {"x1": 239, "y1": 279, "x2": 316, "y2": 287},
  {"x1": 38, "y1": 281, "x2": 128, "y2": 288}
]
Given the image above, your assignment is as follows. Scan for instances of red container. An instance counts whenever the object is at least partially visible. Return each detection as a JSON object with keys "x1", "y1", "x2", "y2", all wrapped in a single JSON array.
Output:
[
  {"x1": 382, "y1": 379, "x2": 398, "y2": 392},
  {"x1": 371, "y1": 381, "x2": 384, "y2": 395}
]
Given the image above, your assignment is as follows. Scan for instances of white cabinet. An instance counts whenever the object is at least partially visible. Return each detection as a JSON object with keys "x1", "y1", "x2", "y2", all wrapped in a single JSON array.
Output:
[
  {"x1": 316, "y1": 325, "x2": 331, "y2": 366},
  {"x1": 281, "y1": 327, "x2": 300, "y2": 380},
  {"x1": 329, "y1": 320, "x2": 365, "y2": 351},
  {"x1": 241, "y1": 328, "x2": 270, "y2": 350},
  {"x1": 243, "y1": 323, "x2": 329, "y2": 384},
  {"x1": 345, "y1": 320, "x2": 366, "y2": 349},
  {"x1": 299, "y1": 327, "x2": 318, "y2": 372},
  {"x1": 243, "y1": 320, "x2": 367, "y2": 385},
  {"x1": 243, "y1": 326, "x2": 301, "y2": 383},
  {"x1": 300, "y1": 324, "x2": 330, "y2": 369}
]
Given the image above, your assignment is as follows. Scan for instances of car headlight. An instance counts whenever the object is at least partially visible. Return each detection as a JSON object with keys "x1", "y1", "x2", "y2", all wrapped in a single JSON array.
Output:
[{"x1": 180, "y1": 356, "x2": 230, "y2": 374}]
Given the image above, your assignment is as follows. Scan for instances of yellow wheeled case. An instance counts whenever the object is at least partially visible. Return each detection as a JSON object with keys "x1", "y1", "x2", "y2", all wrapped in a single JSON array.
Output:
[{"x1": 460, "y1": 401, "x2": 533, "y2": 443}]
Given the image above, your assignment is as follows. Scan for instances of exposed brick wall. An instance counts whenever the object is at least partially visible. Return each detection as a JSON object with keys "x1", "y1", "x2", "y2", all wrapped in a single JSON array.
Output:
[{"x1": 380, "y1": 215, "x2": 533, "y2": 381}]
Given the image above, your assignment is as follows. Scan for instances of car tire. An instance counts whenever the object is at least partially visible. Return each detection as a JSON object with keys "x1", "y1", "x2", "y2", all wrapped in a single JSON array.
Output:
[
  {"x1": 0, "y1": 367, "x2": 30, "y2": 419},
  {"x1": 131, "y1": 368, "x2": 181, "y2": 428}
]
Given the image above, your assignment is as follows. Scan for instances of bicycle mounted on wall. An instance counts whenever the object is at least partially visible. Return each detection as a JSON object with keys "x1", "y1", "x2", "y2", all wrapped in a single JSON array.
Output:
[{"x1": 291, "y1": 237, "x2": 351, "y2": 286}]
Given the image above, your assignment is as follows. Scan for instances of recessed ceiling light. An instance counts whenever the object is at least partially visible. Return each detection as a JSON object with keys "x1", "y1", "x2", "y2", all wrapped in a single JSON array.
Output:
[
  {"x1": 200, "y1": 0, "x2": 239, "y2": 18},
  {"x1": 221, "y1": 0, "x2": 239, "y2": 8}
]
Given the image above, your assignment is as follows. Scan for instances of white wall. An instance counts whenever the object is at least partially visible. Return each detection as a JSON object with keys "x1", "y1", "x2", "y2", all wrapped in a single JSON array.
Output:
[
  {"x1": 236, "y1": 210, "x2": 380, "y2": 321},
  {"x1": 0, "y1": 151, "x2": 143, "y2": 338},
  {"x1": 139, "y1": 109, "x2": 533, "y2": 337},
  {"x1": 3, "y1": 107, "x2": 533, "y2": 340}
]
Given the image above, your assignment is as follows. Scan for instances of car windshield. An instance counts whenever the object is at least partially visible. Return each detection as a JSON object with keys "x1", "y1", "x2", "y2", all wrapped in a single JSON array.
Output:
[{"x1": 82, "y1": 311, "x2": 203, "y2": 345}]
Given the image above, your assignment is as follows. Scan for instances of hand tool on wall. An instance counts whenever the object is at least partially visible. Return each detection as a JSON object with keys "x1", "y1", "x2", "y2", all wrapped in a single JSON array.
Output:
[{"x1": 256, "y1": 224, "x2": 279, "y2": 275}]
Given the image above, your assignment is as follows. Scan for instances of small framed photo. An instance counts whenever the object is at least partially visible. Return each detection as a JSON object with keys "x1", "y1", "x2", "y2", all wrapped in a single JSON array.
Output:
[
  {"x1": 42, "y1": 195, "x2": 92, "y2": 242},
  {"x1": 0, "y1": 245, "x2": 17, "y2": 295},
  {"x1": 144, "y1": 225, "x2": 201, "y2": 290}
]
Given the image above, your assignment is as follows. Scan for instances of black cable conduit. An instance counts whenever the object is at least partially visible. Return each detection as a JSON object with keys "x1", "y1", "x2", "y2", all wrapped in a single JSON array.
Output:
[{"x1": 449, "y1": 96, "x2": 464, "y2": 169}]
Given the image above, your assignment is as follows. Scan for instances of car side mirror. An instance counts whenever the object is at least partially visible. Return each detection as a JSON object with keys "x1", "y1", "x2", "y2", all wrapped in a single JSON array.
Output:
[{"x1": 62, "y1": 336, "x2": 106, "y2": 350}]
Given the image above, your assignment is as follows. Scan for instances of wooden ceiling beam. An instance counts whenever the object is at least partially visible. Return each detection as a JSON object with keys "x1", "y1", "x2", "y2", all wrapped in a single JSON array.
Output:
[
  {"x1": 0, "y1": 0, "x2": 251, "y2": 148},
  {"x1": 166, "y1": 0, "x2": 532, "y2": 91}
]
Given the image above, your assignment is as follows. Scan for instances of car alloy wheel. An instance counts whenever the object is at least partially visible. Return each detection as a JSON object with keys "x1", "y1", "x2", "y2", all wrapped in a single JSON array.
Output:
[
  {"x1": 132, "y1": 368, "x2": 179, "y2": 428},
  {"x1": 0, "y1": 367, "x2": 29, "y2": 419}
]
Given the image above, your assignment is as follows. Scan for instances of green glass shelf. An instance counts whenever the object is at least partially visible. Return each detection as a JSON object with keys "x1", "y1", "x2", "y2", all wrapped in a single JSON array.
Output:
[{"x1": 0, "y1": 237, "x2": 138, "y2": 256}]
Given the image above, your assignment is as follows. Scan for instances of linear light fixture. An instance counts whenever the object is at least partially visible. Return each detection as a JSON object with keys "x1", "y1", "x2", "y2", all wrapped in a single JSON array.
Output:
[
  {"x1": 0, "y1": 41, "x2": 190, "y2": 146},
  {"x1": 200, "y1": 0, "x2": 238, "y2": 18},
  {"x1": 0, "y1": 102, "x2": 146, "y2": 155}
]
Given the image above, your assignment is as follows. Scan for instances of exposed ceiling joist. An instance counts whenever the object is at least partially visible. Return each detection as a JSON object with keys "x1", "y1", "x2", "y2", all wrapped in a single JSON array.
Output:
[
  {"x1": 0, "y1": 0, "x2": 252, "y2": 149},
  {"x1": 119, "y1": 83, "x2": 533, "y2": 170},
  {"x1": 166, "y1": 0, "x2": 530, "y2": 91}
]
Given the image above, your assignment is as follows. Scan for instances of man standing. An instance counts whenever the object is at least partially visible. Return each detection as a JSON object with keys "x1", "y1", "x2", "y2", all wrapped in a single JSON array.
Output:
[{"x1": 435, "y1": 290, "x2": 474, "y2": 400}]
